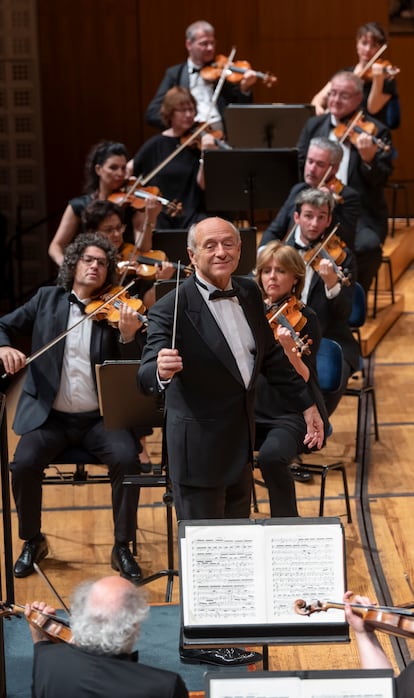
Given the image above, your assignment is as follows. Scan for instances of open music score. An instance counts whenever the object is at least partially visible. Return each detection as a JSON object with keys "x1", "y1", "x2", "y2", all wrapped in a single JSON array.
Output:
[
  {"x1": 205, "y1": 669, "x2": 395, "y2": 698},
  {"x1": 179, "y1": 518, "x2": 348, "y2": 646}
]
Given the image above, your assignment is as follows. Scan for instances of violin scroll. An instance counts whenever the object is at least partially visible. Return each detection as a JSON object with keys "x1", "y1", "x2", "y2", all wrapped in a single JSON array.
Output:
[{"x1": 294, "y1": 598, "x2": 326, "y2": 616}]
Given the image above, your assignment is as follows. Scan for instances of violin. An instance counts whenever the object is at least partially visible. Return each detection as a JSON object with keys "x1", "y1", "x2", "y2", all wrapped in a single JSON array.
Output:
[
  {"x1": 85, "y1": 285, "x2": 147, "y2": 327},
  {"x1": 200, "y1": 54, "x2": 277, "y2": 88},
  {"x1": 294, "y1": 598, "x2": 414, "y2": 639},
  {"x1": 108, "y1": 178, "x2": 183, "y2": 218},
  {"x1": 0, "y1": 601, "x2": 73, "y2": 643},
  {"x1": 334, "y1": 111, "x2": 391, "y2": 152},
  {"x1": 360, "y1": 59, "x2": 400, "y2": 82},
  {"x1": 266, "y1": 297, "x2": 312, "y2": 356},
  {"x1": 304, "y1": 227, "x2": 351, "y2": 286},
  {"x1": 326, "y1": 177, "x2": 345, "y2": 205}
]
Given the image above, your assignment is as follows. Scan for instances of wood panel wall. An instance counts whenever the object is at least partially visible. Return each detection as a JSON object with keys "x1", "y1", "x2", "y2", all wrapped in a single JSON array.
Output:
[{"x1": 37, "y1": 0, "x2": 412, "y2": 235}]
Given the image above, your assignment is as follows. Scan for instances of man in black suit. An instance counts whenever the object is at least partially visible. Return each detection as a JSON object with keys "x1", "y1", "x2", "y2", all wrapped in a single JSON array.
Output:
[
  {"x1": 0, "y1": 234, "x2": 145, "y2": 581},
  {"x1": 138, "y1": 216, "x2": 324, "y2": 666},
  {"x1": 139, "y1": 216, "x2": 324, "y2": 519},
  {"x1": 260, "y1": 137, "x2": 361, "y2": 251},
  {"x1": 26, "y1": 575, "x2": 188, "y2": 698},
  {"x1": 145, "y1": 20, "x2": 256, "y2": 131},
  {"x1": 286, "y1": 188, "x2": 361, "y2": 415},
  {"x1": 297, "y1": 71, "x2": 393, "y2": 294}
]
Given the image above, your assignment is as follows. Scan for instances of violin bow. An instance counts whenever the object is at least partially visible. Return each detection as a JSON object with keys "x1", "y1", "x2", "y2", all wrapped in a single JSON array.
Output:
[
  {"x1": 33, "y1": 562, "x2": 71, "y2": 616},
  {"x1": 357, "y1": 43, "x2": 387, "y2": 79},
  {"x1": 337, "y1": 109, "x2": 364, "y2": 145},
  {"x1": 209, "y1": 46, "x2": 237, "y2": 114},
  {"x1": 171, "y1": 261, "x2": 181, "y2": 350},
  {"x1": 1, "y1": 281, "x2": 135, "y2": 380},
  {"x1": 304, "y1": 224, "x2": 340, "y2": 267}
]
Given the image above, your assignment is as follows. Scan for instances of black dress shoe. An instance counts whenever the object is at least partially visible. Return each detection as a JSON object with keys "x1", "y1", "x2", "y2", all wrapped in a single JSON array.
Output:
[
  {"x1": 180, "y1": 647, "x2": 262, "y2": 666},
  {"x1": 14, "y1": 537, "x2": 48, "y2": 578},
  {"x1": 289, "y1": 464, "x2": 314, "y2": 483},
  {"x1": 111, "y1": 544, "x2": 142, "y2": 583}
]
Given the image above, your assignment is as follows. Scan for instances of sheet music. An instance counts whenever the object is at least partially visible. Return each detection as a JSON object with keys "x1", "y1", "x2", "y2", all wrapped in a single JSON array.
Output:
[
  {"x1": 180, "y1": 520, "x2": 344, "y2": 627},
  {"x1": 207, "y1": 675, "x2": 394, "y2": 698},
  {"x1": 265, "y1": 523, "x2": 344, "y2": 624}
]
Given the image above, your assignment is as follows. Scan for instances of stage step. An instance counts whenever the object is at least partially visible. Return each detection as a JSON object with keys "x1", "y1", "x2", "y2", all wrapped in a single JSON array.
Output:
[
  {"x1": 360, "y1": 291, "x2": 404, "y2": 357},
  {"x1": 375, "y1": 220, "x2": 414, "y2": 290}
]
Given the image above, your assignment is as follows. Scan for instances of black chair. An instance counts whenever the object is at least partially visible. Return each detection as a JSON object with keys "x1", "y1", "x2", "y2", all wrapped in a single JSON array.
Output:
[
  {"x1": 253, "y1": 338, "x2": 352, "y2": 523},
  {"x1": 294, "y1": 338, "x2": 352, "y2": 523},
  {"x1": 345, "y1": 283, "x2": 379, "y2": 462}
]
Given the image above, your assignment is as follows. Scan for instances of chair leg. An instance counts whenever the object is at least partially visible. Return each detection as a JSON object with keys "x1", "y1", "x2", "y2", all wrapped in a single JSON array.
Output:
[
  {"x1": 338, "y1": 464, "x2": 352, "y2": 523},
  {"x1": 251, "y1": 477, "x2": 259, "y2": 514},
  {"x1": 367, "y1": 387, "x2": 380, "y2": 442},
  {"x1": 318, "y1": 467, "x2": 329, "y2": 517}
]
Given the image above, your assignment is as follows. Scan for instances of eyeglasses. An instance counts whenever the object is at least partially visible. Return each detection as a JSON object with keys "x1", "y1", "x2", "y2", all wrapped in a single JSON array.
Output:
[
  {"x1": 80, "y1": 254, "x2": 108, "y2": 268},
  {"x1": 99, "y1": 224, "x2": 126, "y2": 235}
]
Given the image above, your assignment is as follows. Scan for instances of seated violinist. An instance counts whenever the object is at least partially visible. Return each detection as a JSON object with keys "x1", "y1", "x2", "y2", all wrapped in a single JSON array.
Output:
[
  {"x1": 260, "y1": 137, "x2": 360, "y2": 251},
  {"x1": 0, "y1": 233, "x2": 146, "y2": 582},
  {"x1": 26, "y1": 576, "x2": 189, "y2": 698},
  {"x1": 297, "y1": 71, "x2": 393, "y2": 294},
  {"x1": 145, "y1": 19, "x2": 256, "y2": 131},
  {"x1": 254, "y1": 242, "x2": 329, "y2": 510},
  {"x1": 344, "y1": 590, "x2": 413, "y2": 698},
  {"x1": 49, "y1": 141, "x2": 159, "y2": 267},
  {"x1": 284, "y1": 188, "x2": 360, "y2": 415},
  {"x1": 311, "y1": 22, "x2": 400, "y2": 130},
  {"x1": 128, "y1": 86, "x2": 220, "y2": 231},
  {"x1": 82, "y1": 199, "x2": 174, "y2": 308}
]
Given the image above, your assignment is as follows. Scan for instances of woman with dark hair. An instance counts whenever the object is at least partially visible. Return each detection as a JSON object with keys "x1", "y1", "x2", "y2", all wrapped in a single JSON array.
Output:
[
  {"x1": 311, "y1": 22, "x2": 399, "y2": 129},
  {"x1": 254, "y1": 241, "x2": 329, "y2": 509},
  {"x1": 128, "y1": 86, "x2": 218, "y2": 230},
  {"x1": 49, "y1": 141, "x2": 161, "y2": 266}
]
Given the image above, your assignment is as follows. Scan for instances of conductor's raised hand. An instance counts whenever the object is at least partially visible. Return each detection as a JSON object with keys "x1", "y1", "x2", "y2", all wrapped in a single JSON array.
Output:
[{"x1": 157, "y1": 348, "x2": 183, "y2": 381}]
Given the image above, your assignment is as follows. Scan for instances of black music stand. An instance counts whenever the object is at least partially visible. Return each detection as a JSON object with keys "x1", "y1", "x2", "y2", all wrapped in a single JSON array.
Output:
[
  {"x1": 96, "y1": 361, "x2": 178, "y2": 601},
  {"x1": 224, "y1": 104, "x2": 315, "y2": 148},
  {"x1": 204, "y1": 149, "x2": 299, "y2": 225},
  {"x1": 152, "y1": 227, "x2": 257, "y2": 283}
]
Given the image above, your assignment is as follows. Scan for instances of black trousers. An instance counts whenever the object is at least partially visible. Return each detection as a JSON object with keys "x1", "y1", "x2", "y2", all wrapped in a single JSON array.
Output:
[
  {"x1": 10, "y1": 410, "x2": 141, "y2": 543},
  {"x1": 255, "y1": 416, "x2": 305, "y2": 518},
  {"x1": 171, "y1": 461, "x2": 253, "y2": 521}
]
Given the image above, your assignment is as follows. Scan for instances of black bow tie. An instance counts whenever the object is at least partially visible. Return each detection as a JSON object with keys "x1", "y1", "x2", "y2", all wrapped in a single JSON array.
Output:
[
  {"x1": 68, "y1": 292, "x2": 86, "y2": 314},
  {"x1": 191, "y1": 66, "x2": 201, "y2": 74},
  {"x1": 209, "y1": 288, "x2": 238, "y2": 301},
  {"x1": 293, "y1": 241, "x2": 312, "y2": 252}
]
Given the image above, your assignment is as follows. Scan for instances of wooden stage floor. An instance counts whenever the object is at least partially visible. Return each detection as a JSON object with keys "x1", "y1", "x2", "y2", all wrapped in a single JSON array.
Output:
[{"x1": 1, "y1": 228, "x2": 414, "y2": 681}]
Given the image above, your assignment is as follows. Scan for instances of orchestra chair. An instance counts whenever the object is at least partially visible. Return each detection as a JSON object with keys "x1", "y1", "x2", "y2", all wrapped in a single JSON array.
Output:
[
  {"x1": 253, "y1": 338, "x2": 352, "y2": 523},
  {"x1": 42, "y1": 447, "x2": 139, "y2": 554},
  {"x1": 344, "y1": 282, "x2": 379, "y2": 462}
]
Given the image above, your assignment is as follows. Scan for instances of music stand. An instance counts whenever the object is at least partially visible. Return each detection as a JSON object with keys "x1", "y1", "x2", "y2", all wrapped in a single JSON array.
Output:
[
  {"x1": 224, "y1": 104, "x2": 315, "y2": 148},
  {"x1": 204, "y1": 149, "x2": 299, "y2": 226},
  {"x1": 152, "y1": 229, "x2": 188, "y2": 267},
  {"x1": 96, "y1": 360, "x2": 178, "y2": 601},
  {"x1": 153, "y1": 228, "x2": 257, "y2": 284}
]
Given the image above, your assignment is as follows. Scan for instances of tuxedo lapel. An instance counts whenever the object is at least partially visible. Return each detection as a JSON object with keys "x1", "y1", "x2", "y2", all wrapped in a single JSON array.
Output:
[{"x1": 184, "y1": 279, "x2": 246, "y2": 386}]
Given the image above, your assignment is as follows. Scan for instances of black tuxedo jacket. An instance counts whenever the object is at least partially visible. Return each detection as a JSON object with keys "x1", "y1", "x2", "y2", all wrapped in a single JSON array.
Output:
[
  {"x1": 145, "y1": 62, "x2": 252, "y2": 130},
  {"x1": 0, "y1": 286, "x2": 144, "y2": 435},
  {"x1": 297, "y1": 113, "x2": 393, "y2": 243},
  {"x1": 284, "y1": 239, "x2": 360, "y2": 371},
  {"x1": 260, "y1": 181, "x2": 361, "y2": 250},
  {"x1": 138, "y1": 275, "x2": 314, "y2": 488}
]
